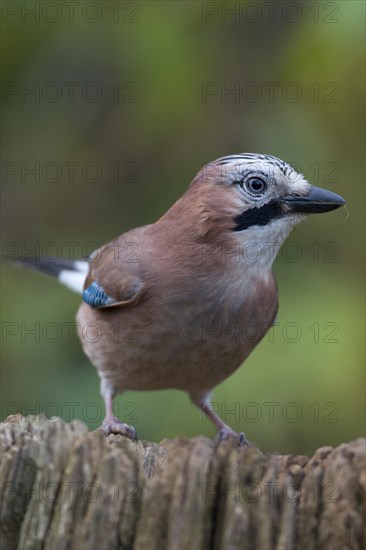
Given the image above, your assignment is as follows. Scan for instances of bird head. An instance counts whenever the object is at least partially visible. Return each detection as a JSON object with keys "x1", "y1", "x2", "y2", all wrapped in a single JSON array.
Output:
[{"x1": 188, "y1": 153, "x2": 345, "y2": 252}]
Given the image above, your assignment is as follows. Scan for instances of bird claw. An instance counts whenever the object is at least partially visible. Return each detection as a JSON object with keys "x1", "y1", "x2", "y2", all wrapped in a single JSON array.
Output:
[
  {"x1": 101, "y1": 416, "x2": 137, "y2": 441},
  {"x1": 218, "y1": 428, "x2": 248, "y2": 446}
]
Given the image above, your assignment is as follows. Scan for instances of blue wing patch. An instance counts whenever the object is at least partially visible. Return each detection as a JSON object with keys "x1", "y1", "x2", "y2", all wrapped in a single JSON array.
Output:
[{"x1": 82, "y1": 281, "x2": 115, "y2": 309}]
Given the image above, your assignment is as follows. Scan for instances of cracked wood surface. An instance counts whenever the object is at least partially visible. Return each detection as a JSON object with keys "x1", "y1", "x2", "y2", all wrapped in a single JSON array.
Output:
[{"x1": 0, "y1": 415, "x2": 365, "y2": 550}]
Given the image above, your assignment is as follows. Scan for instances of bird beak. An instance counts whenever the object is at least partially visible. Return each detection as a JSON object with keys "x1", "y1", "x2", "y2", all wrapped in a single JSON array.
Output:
[{"x1": 282, "y1": 185, "x2": 345, "y2": 214}]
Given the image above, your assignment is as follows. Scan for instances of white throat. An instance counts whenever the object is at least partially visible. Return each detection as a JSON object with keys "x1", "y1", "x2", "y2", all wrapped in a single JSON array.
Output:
[{"x1": 232, "y1": 215, "x2": 303, "y2": 273}]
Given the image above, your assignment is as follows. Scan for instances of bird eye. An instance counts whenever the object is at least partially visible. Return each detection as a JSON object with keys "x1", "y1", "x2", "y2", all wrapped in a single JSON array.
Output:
[{"x1": 245, "y1": 177, "x2": 267, "y2": 195}]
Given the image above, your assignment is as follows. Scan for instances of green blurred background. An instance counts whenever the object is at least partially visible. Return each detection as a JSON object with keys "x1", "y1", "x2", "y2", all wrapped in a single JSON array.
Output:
[{"x1": 1, "y1": 1, "x2": 364, "y2": 455}]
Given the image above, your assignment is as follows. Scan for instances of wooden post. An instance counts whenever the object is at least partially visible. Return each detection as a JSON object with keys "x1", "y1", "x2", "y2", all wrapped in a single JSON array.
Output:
[{"x1": 0, "y1": 415, "x2": 365, "y2": 549}]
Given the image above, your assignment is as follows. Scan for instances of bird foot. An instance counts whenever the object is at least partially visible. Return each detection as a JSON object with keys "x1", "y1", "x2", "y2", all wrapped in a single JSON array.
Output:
[
  {"x1": 101, "y1": 415, "x2": 137, "y2": 441},
  {"x1": 218, "y1": 428, "x2": 248, "y2": 446}
]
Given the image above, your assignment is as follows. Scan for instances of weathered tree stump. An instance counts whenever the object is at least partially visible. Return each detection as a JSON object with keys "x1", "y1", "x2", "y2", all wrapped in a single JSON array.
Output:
[{"x1": 0, "y1": 415, "x2": 364, "y2": 550}]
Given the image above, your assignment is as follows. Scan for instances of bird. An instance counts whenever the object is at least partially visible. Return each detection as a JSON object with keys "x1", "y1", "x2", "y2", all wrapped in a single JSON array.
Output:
[{"x1": 12, "y1": 153, "x2": 345, "y2": 444}]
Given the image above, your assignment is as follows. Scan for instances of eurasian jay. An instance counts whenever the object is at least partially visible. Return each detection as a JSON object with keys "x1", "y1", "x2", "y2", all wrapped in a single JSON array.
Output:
[{"x1": 14, "y1": 153, "x2": 345, "y2": 443}]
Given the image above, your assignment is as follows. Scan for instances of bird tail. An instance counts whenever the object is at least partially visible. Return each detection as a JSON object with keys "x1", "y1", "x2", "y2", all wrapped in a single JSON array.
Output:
[{"x1": 11, "y1": 257, "x2": 89, "y2": 294}]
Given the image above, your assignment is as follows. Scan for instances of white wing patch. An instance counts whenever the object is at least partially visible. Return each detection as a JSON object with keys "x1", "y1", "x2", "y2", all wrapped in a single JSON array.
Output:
[{"x1": 59, "y1": 262, "x2": 88, "y2": 294}]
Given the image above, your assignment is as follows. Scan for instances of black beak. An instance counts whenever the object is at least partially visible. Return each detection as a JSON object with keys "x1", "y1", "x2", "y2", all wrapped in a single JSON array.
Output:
[{"x1": 283, "y1": 185, "x2": 345, "y2": 214}]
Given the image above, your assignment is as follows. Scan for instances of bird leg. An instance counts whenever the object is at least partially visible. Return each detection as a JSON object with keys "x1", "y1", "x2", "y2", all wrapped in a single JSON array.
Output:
[
  {"x1": 100, "y1": 379, "x2": 137, "y2": 441},
  {"x1": 197, "y1": 395, "x2": 248, "y2": 446}
]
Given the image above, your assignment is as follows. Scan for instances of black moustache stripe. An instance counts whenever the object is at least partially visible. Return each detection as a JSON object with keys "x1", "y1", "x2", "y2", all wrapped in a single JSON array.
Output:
[{"x1": 233, "y1": 201, "x2": 284, "y2": 231}]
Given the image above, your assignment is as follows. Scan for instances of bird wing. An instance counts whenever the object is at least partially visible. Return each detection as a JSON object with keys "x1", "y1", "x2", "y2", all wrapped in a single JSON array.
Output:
[{"x1": 82, "y1": 235, "x2": 145, "y2": 310}]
